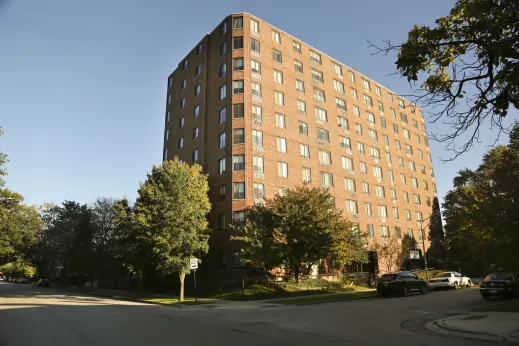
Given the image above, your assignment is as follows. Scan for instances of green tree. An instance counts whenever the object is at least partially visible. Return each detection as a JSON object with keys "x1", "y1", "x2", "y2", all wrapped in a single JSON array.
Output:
[
  {"x1": 371, "y1": 0, "x2": 519, "y2": 159},
  {"x1": 0, "y1": 259, "x2": 36, "y2": 280},
  {"x1": 444, "y1": 122, "x2": 519, "y2": 272},
  {"x1": 236, "y1": 186, "x2": 368, "y2": 282},
  {"x1": 427, "y1": 197, "x2": 446, "y2": 263},
  {"x1": 134, "y1": 158, "x2": 211, "y2": 301},
  {"x1": 0, "y1": 127, "x2": 8, "y2": 186}
]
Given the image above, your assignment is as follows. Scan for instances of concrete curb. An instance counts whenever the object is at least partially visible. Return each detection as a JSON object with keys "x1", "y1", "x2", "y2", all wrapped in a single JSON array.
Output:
[
  {"x1": 426, "y1": 314, "x2": 519, "y2": 344},
  {"x1": 84, "y1": 291, "x2": 191, "y2": 309},
  {"x1": 271, "y1": 293, "x2": 379, "y2": 306}
]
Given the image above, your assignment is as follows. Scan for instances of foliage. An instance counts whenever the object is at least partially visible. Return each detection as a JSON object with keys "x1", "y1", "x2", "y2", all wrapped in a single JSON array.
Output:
[
  {"x1": 443, "y1": 121, "x2": 519, "y2": 272},
  {"x1": 0, "y1": 188, "x2": 42, "y2": 265},
  {"x1": 370, "y1": 237, "x2": 401, "y2": 273},
  {"x1": 371, "y1": 0, "x2": 519, "y2": 159},
  {"x1": 414, "y1": 269, "x2": 445, "y2": 282},
  {"x1": 133, "y1": 158, "x2": 211, "y2": 301},
  {"x1": 0, "y1": 128, "x2": 8, "y2": 186},
  {"x1": 427, "y1": 197, "x2": 446, "y2": 262},
  {"x1": 235, "y1": 186, "x2": 368, "y2": 282},
  {"x1": 0, "y1": 259, "x2": 36, "y2": 279}
]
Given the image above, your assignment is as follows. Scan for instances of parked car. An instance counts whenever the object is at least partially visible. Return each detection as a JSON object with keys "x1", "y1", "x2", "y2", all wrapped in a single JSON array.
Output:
[
  {"x1": 480, "y1": 273, "x2": 518, "y2": 300},
  {"x1": 377, "y1": 271, "x2": 427, "y2": 297},
  {"x1": 429, "y1": 271, "x2": 472, "y2": 289},
  {"x1": 36, "y1": 279, "x2": 50, "y2": 287}
]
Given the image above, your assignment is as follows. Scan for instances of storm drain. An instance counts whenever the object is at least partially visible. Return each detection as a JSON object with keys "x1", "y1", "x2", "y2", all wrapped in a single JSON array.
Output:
[{"x1": 461, "y1": 314, "x2": 488, "y2": 320}]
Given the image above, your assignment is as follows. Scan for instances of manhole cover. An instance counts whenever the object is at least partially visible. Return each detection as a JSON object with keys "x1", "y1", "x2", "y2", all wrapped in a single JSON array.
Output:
[{"x1": 461, "y1": 314, "x2": 488, "y2": 320}]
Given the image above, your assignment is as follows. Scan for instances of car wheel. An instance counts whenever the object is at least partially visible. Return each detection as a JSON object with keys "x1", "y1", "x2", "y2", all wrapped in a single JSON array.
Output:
[
  {"x1": 453, "y1": 281, "x2": 459, "y2": 289},
  {"x1": 420, "y1": 284, "x2": 427, "y2": 294},
  {"x1": 402, "y1": 286, "x2": 409, "y2": 297},
  {"x1": 466, "y1": 280, "x2": 471, "y2": 288}
]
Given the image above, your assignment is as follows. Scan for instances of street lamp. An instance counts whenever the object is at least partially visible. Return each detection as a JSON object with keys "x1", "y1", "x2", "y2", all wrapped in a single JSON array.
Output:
[{"x1": 418, "y1": 213, "x2": 440, "y2": 287}]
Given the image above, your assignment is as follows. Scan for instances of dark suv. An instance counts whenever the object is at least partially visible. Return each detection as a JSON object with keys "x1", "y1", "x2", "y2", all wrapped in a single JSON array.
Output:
[
  {"x1": 377, "y1": 271, "x2": 427, "y2": 297},
  {"x1": 479, "y1": 274, "x2": 518, "y2": 300}
]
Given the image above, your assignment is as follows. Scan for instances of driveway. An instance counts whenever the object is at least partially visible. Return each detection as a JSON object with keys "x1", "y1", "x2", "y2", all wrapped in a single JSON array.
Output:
[{"x1": 0, "y1": 281, "x2": 503, "y2": 345}]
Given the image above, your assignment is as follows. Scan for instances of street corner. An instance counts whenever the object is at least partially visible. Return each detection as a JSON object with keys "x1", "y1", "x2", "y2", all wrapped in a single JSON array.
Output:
[{"x1": 426, "y1": 312, "x2": 519, "y2": 344}]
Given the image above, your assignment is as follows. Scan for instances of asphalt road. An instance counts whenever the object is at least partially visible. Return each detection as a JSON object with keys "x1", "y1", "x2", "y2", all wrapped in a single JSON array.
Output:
[{"x1": 0, "y1": 280, "x2": 503, "y2": 346}]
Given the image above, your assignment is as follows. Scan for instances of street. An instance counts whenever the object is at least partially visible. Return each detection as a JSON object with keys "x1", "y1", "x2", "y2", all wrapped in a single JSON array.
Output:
[{"x1": 0, "y1": 281, "x2": 502, "y2": 346}]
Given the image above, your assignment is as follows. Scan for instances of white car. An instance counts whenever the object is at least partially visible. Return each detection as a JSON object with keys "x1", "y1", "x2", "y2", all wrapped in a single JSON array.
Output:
[{"x1": 429, "y1": 272, "x2": 472, "y2": 289}]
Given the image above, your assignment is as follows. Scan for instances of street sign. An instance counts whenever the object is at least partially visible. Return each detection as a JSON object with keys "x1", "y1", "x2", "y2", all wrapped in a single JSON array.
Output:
[{"x1": 190, "y1": 258, "x2": 198, "y2": 270}]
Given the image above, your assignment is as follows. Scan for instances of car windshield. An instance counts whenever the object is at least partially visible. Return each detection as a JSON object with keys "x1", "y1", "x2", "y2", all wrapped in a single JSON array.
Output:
[
  {"x1": 380, "y1": 274, "x2": 397, "y2": 281},
  {"x1": 485, "y1": 274, "x2": 514, "y2": 281},
  {"x1": 435, "y1": 272, "x2": 452, "y2": 278}
]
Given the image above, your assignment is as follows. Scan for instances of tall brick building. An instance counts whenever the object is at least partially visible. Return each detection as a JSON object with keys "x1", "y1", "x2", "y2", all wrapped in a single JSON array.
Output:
[{"x1": 163, "y1": 13, "x2": 438, "y2": 277}]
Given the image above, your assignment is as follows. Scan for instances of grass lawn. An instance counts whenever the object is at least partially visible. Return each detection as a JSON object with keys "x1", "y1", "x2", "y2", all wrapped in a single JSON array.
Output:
[
  {"x1": 216, "y1": 284, "x2": 371, "y2": 301},
  {"x1": 141, "y1": 297, "x2": 209, "y2": 305},
  {"x1": 474, "y1": 298, "x2": 519, "y2": 312},
  {"x1": 267, "y1": 290, "x2": 378, "y2": 305}
]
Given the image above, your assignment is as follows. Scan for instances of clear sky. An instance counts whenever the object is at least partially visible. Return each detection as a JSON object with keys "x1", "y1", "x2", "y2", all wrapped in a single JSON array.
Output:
[{"x1": 1, "y1": 0, "x2": 517, "y2": 207}]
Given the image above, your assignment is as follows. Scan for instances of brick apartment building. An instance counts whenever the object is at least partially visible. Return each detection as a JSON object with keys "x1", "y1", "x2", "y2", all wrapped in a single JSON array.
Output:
[{"x1": 163, "y1": 13, "x2": 438, "y2": 278}]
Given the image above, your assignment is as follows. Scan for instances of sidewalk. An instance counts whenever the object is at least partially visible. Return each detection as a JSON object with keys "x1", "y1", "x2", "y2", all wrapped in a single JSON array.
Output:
[{"x1": 427, "y1": 312, "x2": 519, "y2": 343}]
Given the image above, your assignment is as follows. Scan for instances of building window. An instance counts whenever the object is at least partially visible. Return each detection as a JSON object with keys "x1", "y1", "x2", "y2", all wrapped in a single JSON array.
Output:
[
  {"x1": 251, "y1": 60, "x2": 261, "y2": 74},
  {"x1": 363, "y1": 94, "x2": 373, "y2": 107},
  {"x1": 351, "y1": 88, "x2": 358, "y2": 99},
  {"x1": 320, "y1": 172, "x2": 334, "y2": 187},
  {"x1": 195, "y1": 84, "x2": 201, "y2": 96},
  {"x1": 319, "y1": 150, "x2": 332, "y2": 165},
  {"x1": 179, "y1": 97, "x2": 185, "y2": 108},
  {"x1": 233, "y1": 128, "x2": 244, "y2": 144},
  {"x1": 348, "y1": 70, "x2": 355, "y2": 82},
  {"x1": 192, "y1": 149, "x2": 198, "y2": 162},
  {"x1": 179, "y1": 117, "x2": 184, "y2": 128},
  {"x1": 278, "y1": 162, "x2": 288, "y2": 178},
  {"x1": 181, "y1": 78, "x2": 187, "y2": 89},
  {"x1": 385, "y1": 151, "x2": 391, "y2": 163},
  {"x1": 388, "y1": 93, "x2": 394, "y2": 102},
  {"x1": 312, "y1": 69, "x2": 324, "y2": 83},
  {"x1": 233, "y1": 103, "x2": 244, "y2": 118},
  {"x1": 272, "y1": 29, "x2": 281, "y2": 43},
  {"x1": 317, "y1": 128, "x2": 330, "y2": 143},
  {"x1": 426, "y1": 196, "x2": 431, "y2": 207},
  {"x1": 233, "y1": 80, "x2": 244, "y2": 94},
  {"x1": 168, "y1": 76, "x2": 173, "y2": 88},
  {"x1": 277, "y1": 137, "x2": 287, "y2": 152},
  {"x1": 233, "y1": 183, "x2": 245, "y2": 199},
  {"x1": 353, "y1": 105, "x2": 360, "y2": 117},
  {"x1": 273, "y1": 69, "x2": 283, "y2": 84},
  {"x1": 310, "y1": 50, "x2": 322, "y2": 64},
  {"x1": 396, "y1": 139, "x2": 402, "y2": 150},
  {"x1": 300, "y1": 143, "x2": 310, "y2": 158},
  {"x1": 193, "y1": 127, "x2": 199, "y2": 139},
  {"x1": 393, "y1": 208, "x2": 400, "y2": 220},
  {"x1": 195, "y1": 65, "x2": 202, "y2": 76},
  {"x1": 252, "y1": 105, "x2": 262, "y2": 122},
  {"x1": 395, "y1": 226, "x2": 402, "y2": 239},
  {"x1": 220, "y1": 21, "x2": 227, "y2": 35},
  {"x1": 272, "y1": 49, "x2": 282, "y2": 63},
  {"x1": 344, "y1": 177, "x2": 356, "y2": 192},
  {"x1": 219, "y1": 84, "x2": 226, "y2": 100},
  {"x1": 357, "y1": 141, "x2": 365, "y2": 154},
  {"x1": 373, "y1": 166, "x2": 383, "y2": 179},
  {"x1": 362, "y1": 181, "x2": 370, "y2": 194},
  {"x1": 413, "y1": 194, "x2": 421, "y2": 205},
  {"x1": 293, "y1": 41, "x2": 302, "y2": 54},
  {"x1": 220, "y1": 41, "x2": 227, "y2": 56},
  {"x1": 218, "y1": 158, "x2": 226, "y2": 175},
  {"x1": 177, "y1": 137, "x2": 184, "y2": 149},
  {"x1": 254, "y1": 183, "x2": 265, "y2": 199},
  {"x1": 313, "y1": 87, "x2": 326, "y2": 102},
  {"x1": 276, "y1": 113, "x2": 286, "y2": 128},
  {"x1": 338, "y1": 117, "x2": 349, "y2": 130},
  {"x1": 423, "y1": 180, "x2": 429, "y2": 190},
  {"x1": 233, "y1": 36, "x2": 243, "y2": 49},
  {"x1": 393, "y1": 123, "x2": 399, "y2": 134},
  {"x1": 390, "y1": 188, "x2": 397, "y2": 200},
  {"x1": 331, "y1": 61, "x2": 342, "y2": 76},
  {"x1": 375, "y1": 185, "x2": 385, "y2": 198},
  {"x1": 233, "y1": 58, "x2": 244, "y2": 71},
  {"x1": 378, "y1": 205, "x2": 388, "y2": 218},
  {"x1": 219, "y1": 107, "x2": 226, "y2": 124},
  {"x1": 375, "y1": 85, "x2": 381, "y2": 96},
  {"x1": 164, "y1": 129, "x2": 169, "y2": 141},
  {"x1": 253, "y1": 156, "x2": 264, "y2": 172},
  {"x1": 316, "y1": 107, "x2": 328, "y2": 122},
  {"x1": 400, "y1": 173, "x2": 406, "y2": 185},
  {"x1": 166, "y1": 111, "x2": 170, "y2": 122},
  {"x1": 299, "y1": 121, "x2": 308, "y2": 135},
  {"x1": 388, "y1": 170, "x2": 394, "y2": 181},
  {"x1": 411, "y1": 178, "x2": 418, "y2": 189},
  {"x1": 252, "y1": 130, "x2": 263, "y2": 147},
  {"x1": 220, "y1": 63, "x2": 227, "y2": 77},
  {"x1": 233, "y1": 155, "x2": 245, "y2": 171},
  {"x1": 194, "y1": 105, "x2": 200, "y2": 117},
  {"x1": 369, "y1": 129, "x2": 378, "y2": 142},
  {"x1": 391, "y1": 108, "x2": 396, "y2": 118},
  {"x1": 362, "y1": 78, "x2": 371, "y2": 90},
  {"x1": 294, "y1": 59, "x2": 303, "y2": 73},
  {"x1": 218, "y1": 213, "x2": 227, "y2": 231},
  {"x1": 250, "y1": 18, "x2": 259, "y2": 32},
  {"x1": 218, "y1": 185, "x2": 226, "y2": 201},
  {"x1": 342, "y1": 156, "x2": 354, "y2": 171},
  {"x1": 398, "y1": 98, "x2": 405, "y2": 109},
  {"x1": 340, "y1": 136, "x2": 351, "y2": 149},
  {"x1": 365, "y1": 202, "x2": 372, "y2": 216},
  {"x1": 182, "y1": 59, "x2": 188, "y2": 70},
  {"x1": 366, "y1": 112, "x2": 376, "y2": 124},
  {"x1": 360, "y1": 161, "x2": 367, "y2": 173},
  {"x1": 334, "y1": 79, "x2": 345, "y2": 93},
  {"x1": 219, "y1": 132, "x2": 226, "y2": 149},
  {"x1": 367, "y1": 224, "x2": 374, "y2": 237},
  {"x1": 403, "y1": 128, "x2": 411, "y2": 140},
  {"x1": 297, "y1": 99, "x2": 306, "y2": 113},
  {"x1": 274, "y1": 90, "x2": 284, "y2": 106},
  {"x1": 378, "y1": 102, "x2": 384, "y2": 113},
  {"x1": 336, "y1": 98, "x2": 347, "y2": 111},
  {"x1": 404, "y1": 191, "x2": 409, "y2": 202},
  {"x1": 413, "y1": 119, "x2": 419, "y2": 129},
  {"x1": 252, "y1": 82, "x2": 261, "y2": 97},
  {"x1": 302, "y1": 167, "x2": 312, "y2": 183},
  {"x1": 250, "y1": 38, "x2": 260, "y2": 53},
  {"x1": 163, "y1": 148, "x2": 168, "y2": 160},
  {"x1": 346, "y1": 200, "x2": 358, "y2": 214},
  {"x1": 380, "y1": 117, "x2": 387, "y2": 128},
  {"x1": 232, "y1": 16, "x2": 243, "y2": 29},
  {"x1": 296, "y1": 79, "x2": 305, "y2": 92}
]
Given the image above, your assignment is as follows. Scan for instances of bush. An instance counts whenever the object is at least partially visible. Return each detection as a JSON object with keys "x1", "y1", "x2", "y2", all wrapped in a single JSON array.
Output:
[
  {"x1": 414, "y1": 270, "x2": 444, "y2": 282},
  {"x1": 0, "y1": 260, "x2": 36, "y2": 280}
]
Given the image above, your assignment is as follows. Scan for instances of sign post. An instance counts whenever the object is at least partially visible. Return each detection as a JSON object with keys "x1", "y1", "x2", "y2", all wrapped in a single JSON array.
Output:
[{"x1": 190, "y1": 258, "x2": 198, "y2": 304}]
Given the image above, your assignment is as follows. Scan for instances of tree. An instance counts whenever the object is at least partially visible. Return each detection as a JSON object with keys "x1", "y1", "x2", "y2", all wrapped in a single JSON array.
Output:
[
  {"x1": 236, "y1": 186, "x2": 368, "y2": 282},
  {"x1": 0, "y1": 127, "x2": 8, "y2": 186},
  {"x1": 371, "y1": 0, "x2": 519, "y2": 159},
  {"x1": 370, "y1": 237, "x2": 401, "y2": 273},
  {"x1": 91, "y1": 197, "x2": 119, "y2": 280},
  {"x1": 443, "y1": 121, "x2": 519, "y2": 272},
  {"x1": 427, "y1": 197, "x2": 446, "y2": 263},
  {"x1": 0, "y1": 259, "x2": 36, "y2": 280},
  {"x1": 133, "y1": 158, "x2": 211, "y2": 301}
]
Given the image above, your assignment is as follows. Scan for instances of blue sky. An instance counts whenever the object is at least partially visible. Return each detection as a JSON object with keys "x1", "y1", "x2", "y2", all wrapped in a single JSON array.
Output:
[{"x1": 1, "y1": 0, "x2": 516, "y2": 207}]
